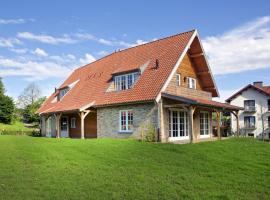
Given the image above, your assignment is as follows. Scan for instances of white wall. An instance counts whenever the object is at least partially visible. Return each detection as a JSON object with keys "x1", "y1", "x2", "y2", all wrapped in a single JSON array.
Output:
[{"x1": 230, "y1": 88, "x2": 270, "y2": 139}]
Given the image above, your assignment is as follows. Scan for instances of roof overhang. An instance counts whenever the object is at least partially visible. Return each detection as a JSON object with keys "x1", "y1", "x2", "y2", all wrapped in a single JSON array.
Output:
[{"x1": 161, "y1": 92, "x2": 243, "y2": 111}]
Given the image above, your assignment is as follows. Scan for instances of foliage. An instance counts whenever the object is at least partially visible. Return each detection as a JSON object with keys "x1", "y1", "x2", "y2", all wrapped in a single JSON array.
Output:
[
  {"x1": 0, "y1": 137, "x2": 269, "y2": 199},
  {"x1": 141, "y1": 122, "x2": 157, "y2": 142},
  {"x1": 0, "y1": 95, "x2": 15, "y2": 124},
  {"x1": 0, "y1": 77, "x2": 4, "y2": 96},
  {"x1": 22, "y1": 97, "x2": 46, "y2": 123}
]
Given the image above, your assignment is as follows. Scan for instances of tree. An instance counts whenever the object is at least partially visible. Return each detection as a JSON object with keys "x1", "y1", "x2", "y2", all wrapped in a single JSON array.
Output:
[
  {"x1": 0, "y1": 95, "x2": 15, "y2": 124},
  {"x1": 0, "y1": 77, "x2": 5, "y2": 96},
  {"x1": 17, "y1": 83, "x2": 41, "y2": 108},
  {"x1": 23, "y1": 97, "x2": 46, "y2": 123}
]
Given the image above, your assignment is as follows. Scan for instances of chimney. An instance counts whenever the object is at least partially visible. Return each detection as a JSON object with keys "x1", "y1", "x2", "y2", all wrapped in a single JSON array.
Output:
[{"x1": 253, "y1": 81, "x2": 263, "y2": 87}]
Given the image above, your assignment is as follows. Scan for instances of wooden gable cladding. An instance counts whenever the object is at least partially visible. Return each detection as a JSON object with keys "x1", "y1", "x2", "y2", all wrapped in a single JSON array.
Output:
[
  {"x1": 176, "y1": 53, "x2": 203, "y2": 90},
  {"x1": 165, "y1": 52, "x2": 212, "y2": 100}
]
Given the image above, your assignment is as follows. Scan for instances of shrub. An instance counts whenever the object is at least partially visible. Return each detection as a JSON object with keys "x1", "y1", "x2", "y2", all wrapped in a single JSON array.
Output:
[
  {"x1": 0, "y1": 95, "x2": 15, "y2": 124},
  {"x1": 141, "y1": 122, "x2": 157, "y2": 142}
]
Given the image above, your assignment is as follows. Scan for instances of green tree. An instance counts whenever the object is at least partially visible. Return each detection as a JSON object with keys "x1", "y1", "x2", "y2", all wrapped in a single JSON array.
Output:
[
  {"x1": 0, "y1": 77, "x2": 4, "y2": 96},
  {"x1": 0, "y1": 95, "x2": 15, "y2": 124},
  {"x1": 23, "y1": 97, "x2": 46, "y2": 123}
]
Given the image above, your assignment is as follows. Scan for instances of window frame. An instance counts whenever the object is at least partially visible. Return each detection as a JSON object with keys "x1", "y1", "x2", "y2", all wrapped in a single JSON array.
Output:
[
  {"x1": 200, "y1": 111, "x2": 210, "y2": 137},
  {"x1": 176, "y1": 73, "x2": 181, "y2": 86},
  {"x1": 119, "y1": 110, "x2": 133, "y2": 133},
  {"x1": 114, "y1": 72, "x2": 140, "y2": 91},
  {"x1": 70, "y1": 117, "x2": 76, "y2": 128},
  {"x1": 268, "y1": 99, "x2": 270, "y2": 111},
  {"x1": 244, "y1": 100, "x2": 255, "y2": 110},
  {"x1": 244, "y1": 116, "x2": 256, "y2": 128},
  {"x1": 187, "y1": 77, "x2": 196, "y2": 89}
]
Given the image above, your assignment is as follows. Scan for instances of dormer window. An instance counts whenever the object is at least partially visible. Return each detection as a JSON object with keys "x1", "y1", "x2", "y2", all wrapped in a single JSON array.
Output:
[
  {"x1": 58, "y1": 87, "x2": 69, "y2": 100},
  {"x1": 114, "y1": 72, "x2": 140, "y2": 91}
]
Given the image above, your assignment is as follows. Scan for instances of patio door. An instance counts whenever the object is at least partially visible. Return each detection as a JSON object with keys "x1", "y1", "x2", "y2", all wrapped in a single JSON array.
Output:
[
  {"x1": 168, "y1": 109, "x2": 189, "y2": 141},
  {"x1": 60, "y1": 117, "x2": 69, "y2": 138},
  {"x1": 200, "y1": 111, "x2": 210, "y2": 138}
]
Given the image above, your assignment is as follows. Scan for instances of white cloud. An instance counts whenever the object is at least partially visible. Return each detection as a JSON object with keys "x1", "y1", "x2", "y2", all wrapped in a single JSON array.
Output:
[
  {"x1": 0, "y1": 38, "x2": 21, "y2": 48},
  {"x1": 9, "y1": 48, "x2": 28, "y2": 54},
  {"x1": 79, "y1": 53, "x2": 96, "y2": 65},
  {"x1": 97, "y1": 50, "x2": 109, "y2": 56},
  {"x1": 203, "y1": 16, "x2": 270, "y2": 75},
  {"x1": 32, "y1": 48, "x2": 48, "y2": 57},
  {"x1": 17, "y1": 32, "x2": 77, "y2": 45},
  {"x1": 0, "y1": 18, "x2": 26, "y2": 24}
]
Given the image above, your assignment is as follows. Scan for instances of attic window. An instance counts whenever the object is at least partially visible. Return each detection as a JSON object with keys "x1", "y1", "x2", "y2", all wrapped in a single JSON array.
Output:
[
  {"x1": 114, "y1": 72, "x2": 140, "y2": 91},
  {"x1": 58, "y1": 88, "x2": 69, "y2": 100}
]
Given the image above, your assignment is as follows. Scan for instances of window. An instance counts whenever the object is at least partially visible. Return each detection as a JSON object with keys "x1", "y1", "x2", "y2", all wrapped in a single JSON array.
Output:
[
  {"x1": 176, "y1": 74, "x2": 181, "y2": 86},
  {"x1": 200, "y1": 112, "x2": 209, "y2": 136},
  {"x1": 119, "y1": 110, "x2": 133, "y2": 132},
  {"x1": 244, "y1": 100, "x2": 255, "y2": 111},
  {"x1": 244, "y1": 116, "x2": 256, "y2": 128},
  {"x1": 58, "y1": 88, "x2": 69, "y2": 100},
  {"x1": 187, "y1": 77, "x2": 196, "y2": 89},
  {"x1": 268, "y1": 116, "x2": 270, "y2": 128},
  {"x1": 114, "y1": 72, "x2": 140, "y2": 91},
  {"x1": 168, "y1": 109, "x2": 189, "y2": 139},
  {"x1": 268, "y1": 99, "x2": 270, "y2": 111},
  {"x1": 71, "y1": 117, "x2": 76, "y2": 128}
]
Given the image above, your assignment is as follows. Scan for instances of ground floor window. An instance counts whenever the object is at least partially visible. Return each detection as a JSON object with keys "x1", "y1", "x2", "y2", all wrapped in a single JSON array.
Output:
[
  {"x1": 169, "y1": 109, "x2": 189, "y2": 139},
  {"x1": 71, "y1": 117, "x2": 76, "y2": 128},
  {"x1": 119, "y1": 110, "x2": 133, "y2": 132},
  {"x1": 200, "y1": 112, "x2": 210, "y2": 136}
]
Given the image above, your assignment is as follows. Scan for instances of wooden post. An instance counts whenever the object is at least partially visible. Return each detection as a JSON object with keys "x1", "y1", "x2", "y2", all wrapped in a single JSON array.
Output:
[
  {"x1": 216, "y1": 111, "x2": 221, "y2": 140},
  {"x1": 189, "y1": 106, "x2": 195, "y2": 143},
  {"x1": 236, "y1": 111, "x2": 240, "y2": 138},
  {"x1": 79, "y1": 110, "x2": 91, "y2": 139},
  {"x1": 56, "y1": 113, "x2": 62, "y2": 138}
]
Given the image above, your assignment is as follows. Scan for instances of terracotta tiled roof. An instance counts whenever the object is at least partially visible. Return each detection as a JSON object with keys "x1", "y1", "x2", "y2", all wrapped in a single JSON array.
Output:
[
  {"x1": 162, "y1": 93, "x2": 243, "y2": 111},
  {"x1": 226, "y1": 84, "x2": 270, "y2": 102},
  {"x1": 38, "y1": 30, "x2": 197, "y2": 114}
]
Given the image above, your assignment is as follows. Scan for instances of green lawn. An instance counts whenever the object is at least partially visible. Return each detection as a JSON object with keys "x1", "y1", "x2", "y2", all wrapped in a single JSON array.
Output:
[
  {"x1": 0, "y1": 136, "x2": 269, "y2": 200},
  {"x1": 0, "y1": 121, "x2": 33, "y2": 132}
]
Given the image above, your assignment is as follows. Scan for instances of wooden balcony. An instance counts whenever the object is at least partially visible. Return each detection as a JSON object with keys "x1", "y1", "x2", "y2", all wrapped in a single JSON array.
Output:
[{"x1": 166, "y1": 86, "x2": 212, "y2": 100}]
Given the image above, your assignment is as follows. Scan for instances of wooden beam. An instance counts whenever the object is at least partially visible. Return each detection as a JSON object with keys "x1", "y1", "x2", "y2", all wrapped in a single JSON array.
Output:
[
  {"x1": 190, "y1": 52, "x2": 204, "y2": 58},
  {"x1": 231, "y1": 111, "x2": 240, "y2": 137},
  {"x1": 216, "y1": 111, "x2": 221, "y2": 140},
  {"x1": 55, "y1": 113, "x2": 62, "y2": 138},
  {"x1": 197, "y1": 71, "x2": 209, "y2": 76},
  {"x1": 79, "y1": 110, "x2": 91, "y2": 139},
  {"x1": 164, "y1": 104, "x2": 190, "y2": 108},
  {"x1": 189, "y1": 106, "x2": 195, "y2": 143}
]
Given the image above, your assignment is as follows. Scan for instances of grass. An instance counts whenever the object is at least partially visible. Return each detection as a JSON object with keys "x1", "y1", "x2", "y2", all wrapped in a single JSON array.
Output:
[
  {"x1": 0, "y1": 121, "x2": 34, "y2": 135},
  {"x1": 0, "y1": 136, "x2": 269, "y2": 200}
]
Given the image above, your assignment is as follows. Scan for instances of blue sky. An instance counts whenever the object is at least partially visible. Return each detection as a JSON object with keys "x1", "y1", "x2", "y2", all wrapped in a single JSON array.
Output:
[{"x1": 0, "y1": 0, "x2": 270, "y2": 101}]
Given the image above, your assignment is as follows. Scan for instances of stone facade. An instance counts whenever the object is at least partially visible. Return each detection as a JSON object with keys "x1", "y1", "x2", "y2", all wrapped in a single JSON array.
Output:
[{"x1": 97, "y1": 103, "x2": 158, "y2": 139}]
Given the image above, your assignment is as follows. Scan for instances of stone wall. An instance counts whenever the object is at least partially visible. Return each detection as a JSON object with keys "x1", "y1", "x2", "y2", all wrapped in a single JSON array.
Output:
[{"x1": 97, "y1": 103, "x2": 158, "y2": 139}]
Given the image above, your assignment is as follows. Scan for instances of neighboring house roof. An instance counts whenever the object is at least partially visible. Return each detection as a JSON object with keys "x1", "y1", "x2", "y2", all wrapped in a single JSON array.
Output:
[
  {"x1": 162, "y1": 93, "x2": 243, "y2": 111},
  {"x1": 38, "y1": 29, "x2": 219, "y2": 114},
  {"x1": 226, "y1": 84, "x2": 270, "y2": 103}
]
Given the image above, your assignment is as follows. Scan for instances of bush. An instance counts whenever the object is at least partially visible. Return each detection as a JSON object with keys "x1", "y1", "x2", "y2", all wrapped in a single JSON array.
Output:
[{"x1": 140, "y1": 122, "x2": 157, "y2": 142}]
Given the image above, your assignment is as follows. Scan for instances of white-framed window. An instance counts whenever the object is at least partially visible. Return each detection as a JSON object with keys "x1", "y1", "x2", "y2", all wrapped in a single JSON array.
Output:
[
  {"x1": 70, "y1": 117, "x2": 76, "y2": 128},
  {"x1": 200, "y1": 112, "x2": 209, "y2": 136},
  {"x1": 119, "y1": 110, "x2": 133, "y2": 132},
  {"x1": 114, "y1": 72, "x2": 140, "y2": 91},
  {"x1": 176, "y1": 73, "x2": 181, "y2": 86},
  {"x1": 187, "y1": 77, "x2": 196, "y2": 89},
  {"x1": 168, "y1": 109, "x2": 189, "y2": 140},
  {"x1": 58, "y1": 88, "x2": 69, "y2": 100}
]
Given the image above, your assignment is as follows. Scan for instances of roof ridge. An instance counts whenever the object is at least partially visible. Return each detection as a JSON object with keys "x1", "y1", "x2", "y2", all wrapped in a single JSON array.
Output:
[{"x1": 74, "y1": 29, "x2": 196, "y2": 71}]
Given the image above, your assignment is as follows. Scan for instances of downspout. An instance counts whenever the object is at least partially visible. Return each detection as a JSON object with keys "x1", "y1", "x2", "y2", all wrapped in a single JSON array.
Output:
[{"x1": 156, "y1": 100, "x2": 160, "y2": 142}]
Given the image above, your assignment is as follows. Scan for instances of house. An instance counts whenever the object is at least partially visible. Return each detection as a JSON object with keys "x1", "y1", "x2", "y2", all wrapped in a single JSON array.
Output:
[
  {"x1": 38, "y1": 29, "x2": 242, "y2": 143},
  {"x1": 226, "y1": 81, "x2": 270, "y2": 139}
]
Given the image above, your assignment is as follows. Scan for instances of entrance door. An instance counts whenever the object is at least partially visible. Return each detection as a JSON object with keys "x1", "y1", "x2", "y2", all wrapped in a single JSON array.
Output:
[
  {"x1": 60, "y1": 117, "x2": 69, "y2": 138},
  {"x1": 168, "y1": 109, "x2": 189, "y2": 141}
]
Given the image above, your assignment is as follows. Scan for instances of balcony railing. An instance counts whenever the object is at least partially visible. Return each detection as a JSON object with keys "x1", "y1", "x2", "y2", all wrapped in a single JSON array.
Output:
[
  {"x1": 244, "y1": 125, "x2": 256, "y2": 130},
  {"x1": 244, "y1": 106, "x2": 256, "y2": 112}
]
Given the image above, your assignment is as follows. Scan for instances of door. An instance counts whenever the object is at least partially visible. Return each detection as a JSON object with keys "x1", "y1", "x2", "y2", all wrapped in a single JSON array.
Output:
[
  {"x1": 200, "y1": 112, "x2": 210, "y2": 138},
  {"x1": 168, "y1": 109, "x2": 189, "y2": 141},
  {"x1": 60, "y1": 117, "x2": 69, "y2": 138}
]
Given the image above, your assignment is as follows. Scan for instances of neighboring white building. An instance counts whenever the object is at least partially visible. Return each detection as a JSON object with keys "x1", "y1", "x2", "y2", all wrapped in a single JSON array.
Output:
[{"x1": 226, "y1": 82, "x2": 270, "y2": 139}]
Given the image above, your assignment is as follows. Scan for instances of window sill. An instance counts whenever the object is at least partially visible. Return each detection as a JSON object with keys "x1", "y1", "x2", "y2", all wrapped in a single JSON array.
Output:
[{"x1": 118, "y1": 131, "x2": 133, "y2": 134}]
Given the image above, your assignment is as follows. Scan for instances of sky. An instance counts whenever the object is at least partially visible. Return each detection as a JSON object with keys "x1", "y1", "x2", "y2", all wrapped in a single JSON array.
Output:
[{"x1": 0, "y1": 0, "x2": 270, "y2": 102}]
